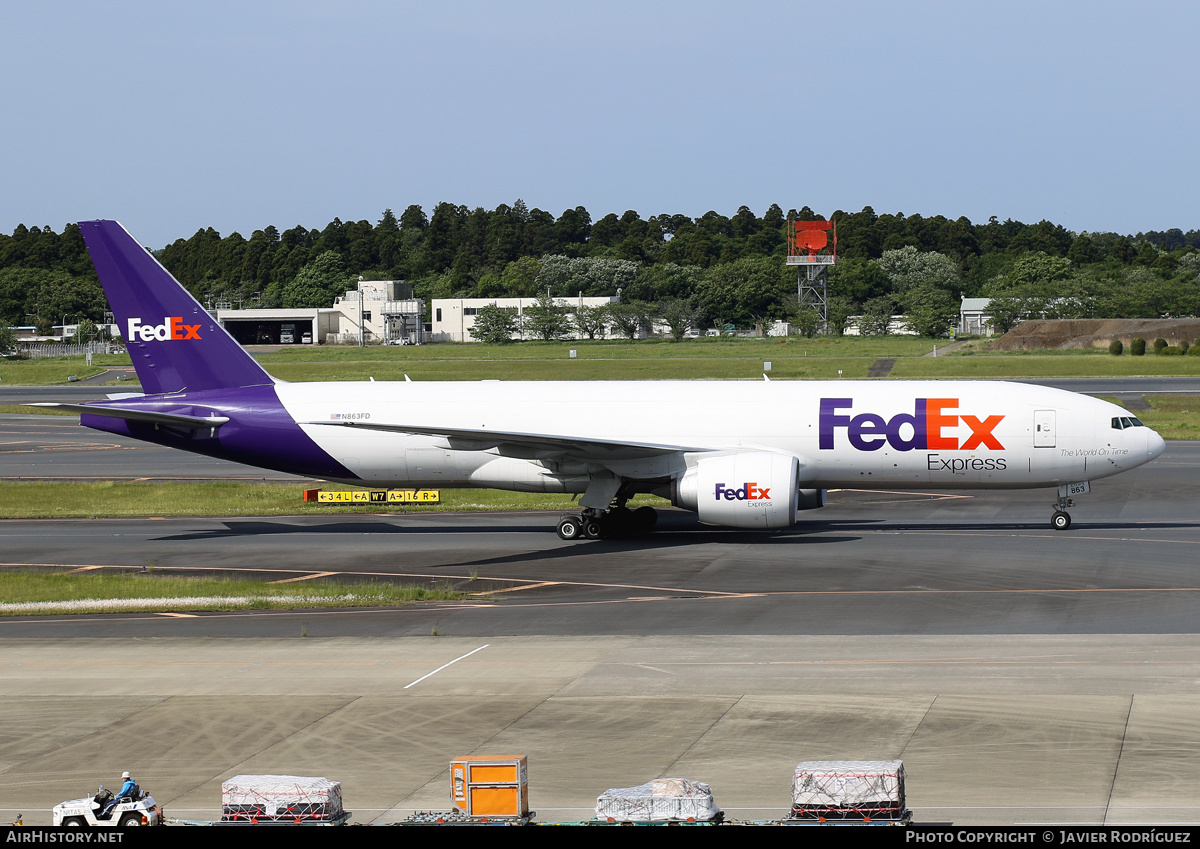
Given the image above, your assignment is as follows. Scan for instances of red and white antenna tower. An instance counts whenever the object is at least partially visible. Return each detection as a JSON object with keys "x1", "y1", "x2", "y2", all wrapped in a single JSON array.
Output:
[{"x1": 786, "y1": 216, "x2": 837, "y2": 328}]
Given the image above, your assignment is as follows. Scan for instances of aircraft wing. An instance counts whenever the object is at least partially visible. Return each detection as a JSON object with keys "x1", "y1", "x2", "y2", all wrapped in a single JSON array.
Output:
[
  {"x1": 306, "y1": 420, "x2": 698, "y2": 462},
  {"x1": 23, "y1": 403, "x2": 230, "y2": 430}
]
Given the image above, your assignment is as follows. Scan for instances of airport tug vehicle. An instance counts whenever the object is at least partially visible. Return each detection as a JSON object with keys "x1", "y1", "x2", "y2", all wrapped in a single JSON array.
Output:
[{"x1": 52, "y1": 784, "x2": 163, "y2": 827}]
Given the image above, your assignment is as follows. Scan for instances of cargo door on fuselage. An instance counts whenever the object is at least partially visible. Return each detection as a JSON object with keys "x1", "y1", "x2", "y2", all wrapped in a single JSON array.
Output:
[{"x1": 1034, "y1": 410, "x2": 1056, "y2": 448}]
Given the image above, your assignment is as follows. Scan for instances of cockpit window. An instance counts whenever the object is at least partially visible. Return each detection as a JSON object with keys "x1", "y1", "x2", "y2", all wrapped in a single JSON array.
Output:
[{"x1": 1111, "y1": 416, "x2": 1146, "y2": 430}]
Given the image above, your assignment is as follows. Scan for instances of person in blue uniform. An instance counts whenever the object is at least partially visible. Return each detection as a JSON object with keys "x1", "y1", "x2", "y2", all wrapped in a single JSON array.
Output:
[{"x1": 102, "y1": 771, "x2": 136, "y2": 818}]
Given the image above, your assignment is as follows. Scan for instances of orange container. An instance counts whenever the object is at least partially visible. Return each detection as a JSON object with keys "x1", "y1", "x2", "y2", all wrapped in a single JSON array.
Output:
[{"x1": 450, "y1": 756, "x2": 529, "y2": 818}]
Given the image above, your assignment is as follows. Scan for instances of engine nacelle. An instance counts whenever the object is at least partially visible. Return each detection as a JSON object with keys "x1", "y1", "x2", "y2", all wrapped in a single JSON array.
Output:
[{"x1": 675, "y1": 452, "x2": 800, "y2": 529}]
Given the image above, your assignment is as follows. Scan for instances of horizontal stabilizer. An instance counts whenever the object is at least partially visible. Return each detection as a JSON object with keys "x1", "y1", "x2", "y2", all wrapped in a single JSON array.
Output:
[{"x1": 25, "y1": 403, "x2": 229, "y2": 430}]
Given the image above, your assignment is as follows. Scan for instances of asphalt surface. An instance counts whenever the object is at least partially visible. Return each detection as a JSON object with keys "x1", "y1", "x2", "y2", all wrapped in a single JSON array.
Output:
[
  {"x1": 2, "y1": 380, "x2": 1200, "y2": 826},
  {"x1": 0, "y1": 457, "x2": 1195, "y2": 638}
]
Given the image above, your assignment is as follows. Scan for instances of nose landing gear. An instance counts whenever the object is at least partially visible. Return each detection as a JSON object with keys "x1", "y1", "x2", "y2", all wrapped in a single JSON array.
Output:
[{"x1": 1049, "y1": 483, "x2": 1086, "y2": 531}]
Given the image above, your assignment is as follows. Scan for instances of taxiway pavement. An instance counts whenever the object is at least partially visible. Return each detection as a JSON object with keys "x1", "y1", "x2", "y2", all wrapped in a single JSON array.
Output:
[{"x1": 1, "y1": 385, "x2": 1199, "y2": 826}]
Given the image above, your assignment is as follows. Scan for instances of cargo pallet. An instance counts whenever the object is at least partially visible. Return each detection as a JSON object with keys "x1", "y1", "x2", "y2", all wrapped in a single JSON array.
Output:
[{"x1": 167, "y1": 812, "x2": 353, "y2": 826}]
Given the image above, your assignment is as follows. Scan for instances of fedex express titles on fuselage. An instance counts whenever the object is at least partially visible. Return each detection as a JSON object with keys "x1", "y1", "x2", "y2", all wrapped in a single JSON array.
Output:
[
  {"x1": 804, "y1": 389, "x2": 1142, "y2": 488},
  {"x1": 823, "y1": 395, "x2": 1007, "y2": 474}
]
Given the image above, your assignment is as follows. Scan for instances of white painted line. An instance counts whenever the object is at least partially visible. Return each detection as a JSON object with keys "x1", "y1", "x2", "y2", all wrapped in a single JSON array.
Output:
[{"x1": 403, "y1": 644, "x2": 489, "y2": 689}]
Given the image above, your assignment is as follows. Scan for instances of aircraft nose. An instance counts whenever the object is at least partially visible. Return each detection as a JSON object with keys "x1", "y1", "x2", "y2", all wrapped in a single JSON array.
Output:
[{"x1": 1147, "y1": 428, "x2": 1166, "y2": 461}]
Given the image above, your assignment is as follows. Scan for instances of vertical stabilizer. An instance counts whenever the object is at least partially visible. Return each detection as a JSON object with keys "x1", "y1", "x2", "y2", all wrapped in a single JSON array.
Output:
[{"x1": 80, "y1": 220, "x2": 273, "y2": 394}]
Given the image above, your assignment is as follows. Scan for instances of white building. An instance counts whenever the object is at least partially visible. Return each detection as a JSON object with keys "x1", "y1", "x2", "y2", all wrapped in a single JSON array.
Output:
[
  {"x1": 958, "y1": 297, "x2": 994, "y2": 336},
  {"x1": 213, "y1": 279, "x2": 424, "y2": 346},
  {"x1": 431, "y1": 296, "x2": 620, "y2": 342},
  {"x1": 214, "y1": 307, "x2": 335, "y2": 346},
  {"x1": 332, "y1": 280, "x2": 424, "y2": 345}
]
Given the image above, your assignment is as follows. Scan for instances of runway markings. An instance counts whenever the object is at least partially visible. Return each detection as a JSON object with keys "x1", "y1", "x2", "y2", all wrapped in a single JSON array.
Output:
[
  {"x1": 404, "y1": 644, "x2": 489, "y2": 689},
  {"x1": 872, "y1": 529, "x2": 1200, "y2": 546},
  {"x1": 0, "y1": 560, "x2": 745, "y2": 598},
  {"x1": 0, "y1": 440, "x2": 127, "y2": 453},
  {"x1": 481, "y1": 581, "x2": 562, "y2": 594},
  {"x1": 634, "y1": 664, "x2": 677, "y2": 675},
  {"x1": 829, "y1": 489, "x2": 974, "y2": 506},
  {"x1": 607, "y1": 654, "x2": 1200, "y2": 668},
  {"x1": 695, "y1": 585, "x2": 1200, "y2": 599},
  {"x1": 7, "y1": 560, "x2": 1200, "y2": 611},
  {"x1": 838, "y1": 488, "x2": 972, "y2": 500},
  {"x1": 270, "y1": 571, "x2": 339, "y2": 584}
]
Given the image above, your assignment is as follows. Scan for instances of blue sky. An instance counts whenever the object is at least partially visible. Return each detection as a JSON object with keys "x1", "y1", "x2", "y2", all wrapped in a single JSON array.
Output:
[{"x1": 3, "y1": 1, "x2": 1197, "y2": 248}]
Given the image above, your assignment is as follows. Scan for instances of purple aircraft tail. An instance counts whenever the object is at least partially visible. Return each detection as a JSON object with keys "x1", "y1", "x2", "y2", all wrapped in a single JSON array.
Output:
[{"x1": 79, "y1": 220, "x2": 273, "y2": 395}]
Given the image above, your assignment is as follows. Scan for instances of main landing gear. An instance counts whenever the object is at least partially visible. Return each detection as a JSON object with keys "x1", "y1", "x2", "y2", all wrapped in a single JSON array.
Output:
[{"x1": 556, "y1": 505, "x2": 658, "y2": 540}]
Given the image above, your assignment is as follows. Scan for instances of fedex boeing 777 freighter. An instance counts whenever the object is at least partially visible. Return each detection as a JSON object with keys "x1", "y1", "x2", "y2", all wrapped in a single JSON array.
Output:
[{"x1": 35, "y1": 220, "x2": 1166, "y2": 539}]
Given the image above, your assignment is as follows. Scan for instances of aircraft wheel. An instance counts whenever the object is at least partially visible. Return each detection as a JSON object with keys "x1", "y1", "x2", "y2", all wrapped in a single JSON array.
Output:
[
  {"x1": 556, "y1": 517, "x2": 583, "y2": 540},
  {"x1": 1051, "y1": 511, "x2": 1071, "y2": 531},
  {"x1": 583, "y1": 518, "x2": 603, "y2": 539}
]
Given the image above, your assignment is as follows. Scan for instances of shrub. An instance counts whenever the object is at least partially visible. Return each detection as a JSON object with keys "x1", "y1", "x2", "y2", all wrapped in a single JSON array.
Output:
[
  {"x1": 1154, "y1": 337, "x2": 1168, "y2": 353},
  {"x1": 1182, "y1": 341, "x2": 1191, "y2": 355},
  {"x1": 1108, "y1": 340, "x2": 1124, "y2": 356},
  {"x1": 1187, "y1": 344, "x2": 1200, "y2": 356},
  {"x1": 1161, "y1": 346, "x2": 1184, "y2": 356},
  {"x1": 1131, "y1": 338, "x2": 1146, "y2": 356}
]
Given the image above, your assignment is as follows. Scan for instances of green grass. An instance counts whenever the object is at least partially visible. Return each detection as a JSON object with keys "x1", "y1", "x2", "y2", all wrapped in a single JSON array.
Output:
[
  {"x1": 892, "y1": 355, "x2": 1200, "y2": 378},
  {"x1": 0, "y1": 404, "x2": 73, "y2": 416},
  {"x1": 261, "y1": 336, "x2": 923, "y2": 380},
  {"x1": 0, "y1": 480, "x2": 668, "y2": 520},
  {"x1": 9, "y1": 338, "x2": 1200, "y2": 384},
  {"x1": 0, "y1": 361, "x2": 105, "y2": 385},
  {"x1": 258, "y1": 336, "x2": 939, "y2": 363},
  {"x1": 1124, "y1": 395, "x2": 1200, "y2": 440},
  {"x1": 943, "y1": 339, "x2": 1110, "y2": 356},
  {"x1": 266, "y1": 357, "x2": 874, "y2": 381},
  {"x1": 0, "y1": 353, "x2": 133, "y2": 386},
  {"x1": 0, "y1": 571, "x2": 468, "y2": 616}
]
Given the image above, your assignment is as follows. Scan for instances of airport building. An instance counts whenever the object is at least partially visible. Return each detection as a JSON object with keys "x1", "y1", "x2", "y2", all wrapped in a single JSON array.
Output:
[
  {"x1": 328, "y1": 279, "x2": 424, "y2": 345},
  {"x1": 958, "y1": 297, "x2": 995, "y2": 336},
  {"x1": 430, "y1": 295, "x2": 620, "y2": 342},
  {"x1": 214, "y1": 280, "x2": 424, "y2": 346}
]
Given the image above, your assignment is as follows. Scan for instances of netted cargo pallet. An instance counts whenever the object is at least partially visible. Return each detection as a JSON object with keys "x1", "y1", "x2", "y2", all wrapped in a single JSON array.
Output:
[
  {"x1": 595, "y1": 778, "x2": 722, "y2": 823},
  {"x1": 790, "y1": 760, "x2": 905, "y2": 820},
  {"x1": 221, "y1": 775, "x2": 344, "y2": 823}
]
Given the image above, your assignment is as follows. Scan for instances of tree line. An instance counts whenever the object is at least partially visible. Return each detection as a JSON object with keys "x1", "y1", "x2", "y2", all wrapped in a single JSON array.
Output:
[{"x1": 3, "y1": 203, "x2": 1200, "y2": 338}]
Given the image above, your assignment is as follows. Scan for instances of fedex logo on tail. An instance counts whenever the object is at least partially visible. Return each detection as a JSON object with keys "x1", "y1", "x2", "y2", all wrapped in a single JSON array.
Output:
[
  {"x1": 714, "y1": 482, "x2": 771, "y2": 501},
  {"x1": 819, "y1": 398, "x2": 1004, "y2": 451},
  {"x1": 127, "y1": 316, "x2": 202, "y2": 342}
]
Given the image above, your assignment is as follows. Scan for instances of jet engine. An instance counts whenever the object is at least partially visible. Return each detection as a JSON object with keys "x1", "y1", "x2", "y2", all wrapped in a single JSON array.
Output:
[{"x1": 674, "y1": 452, "x2": 801, "y2": 529}]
